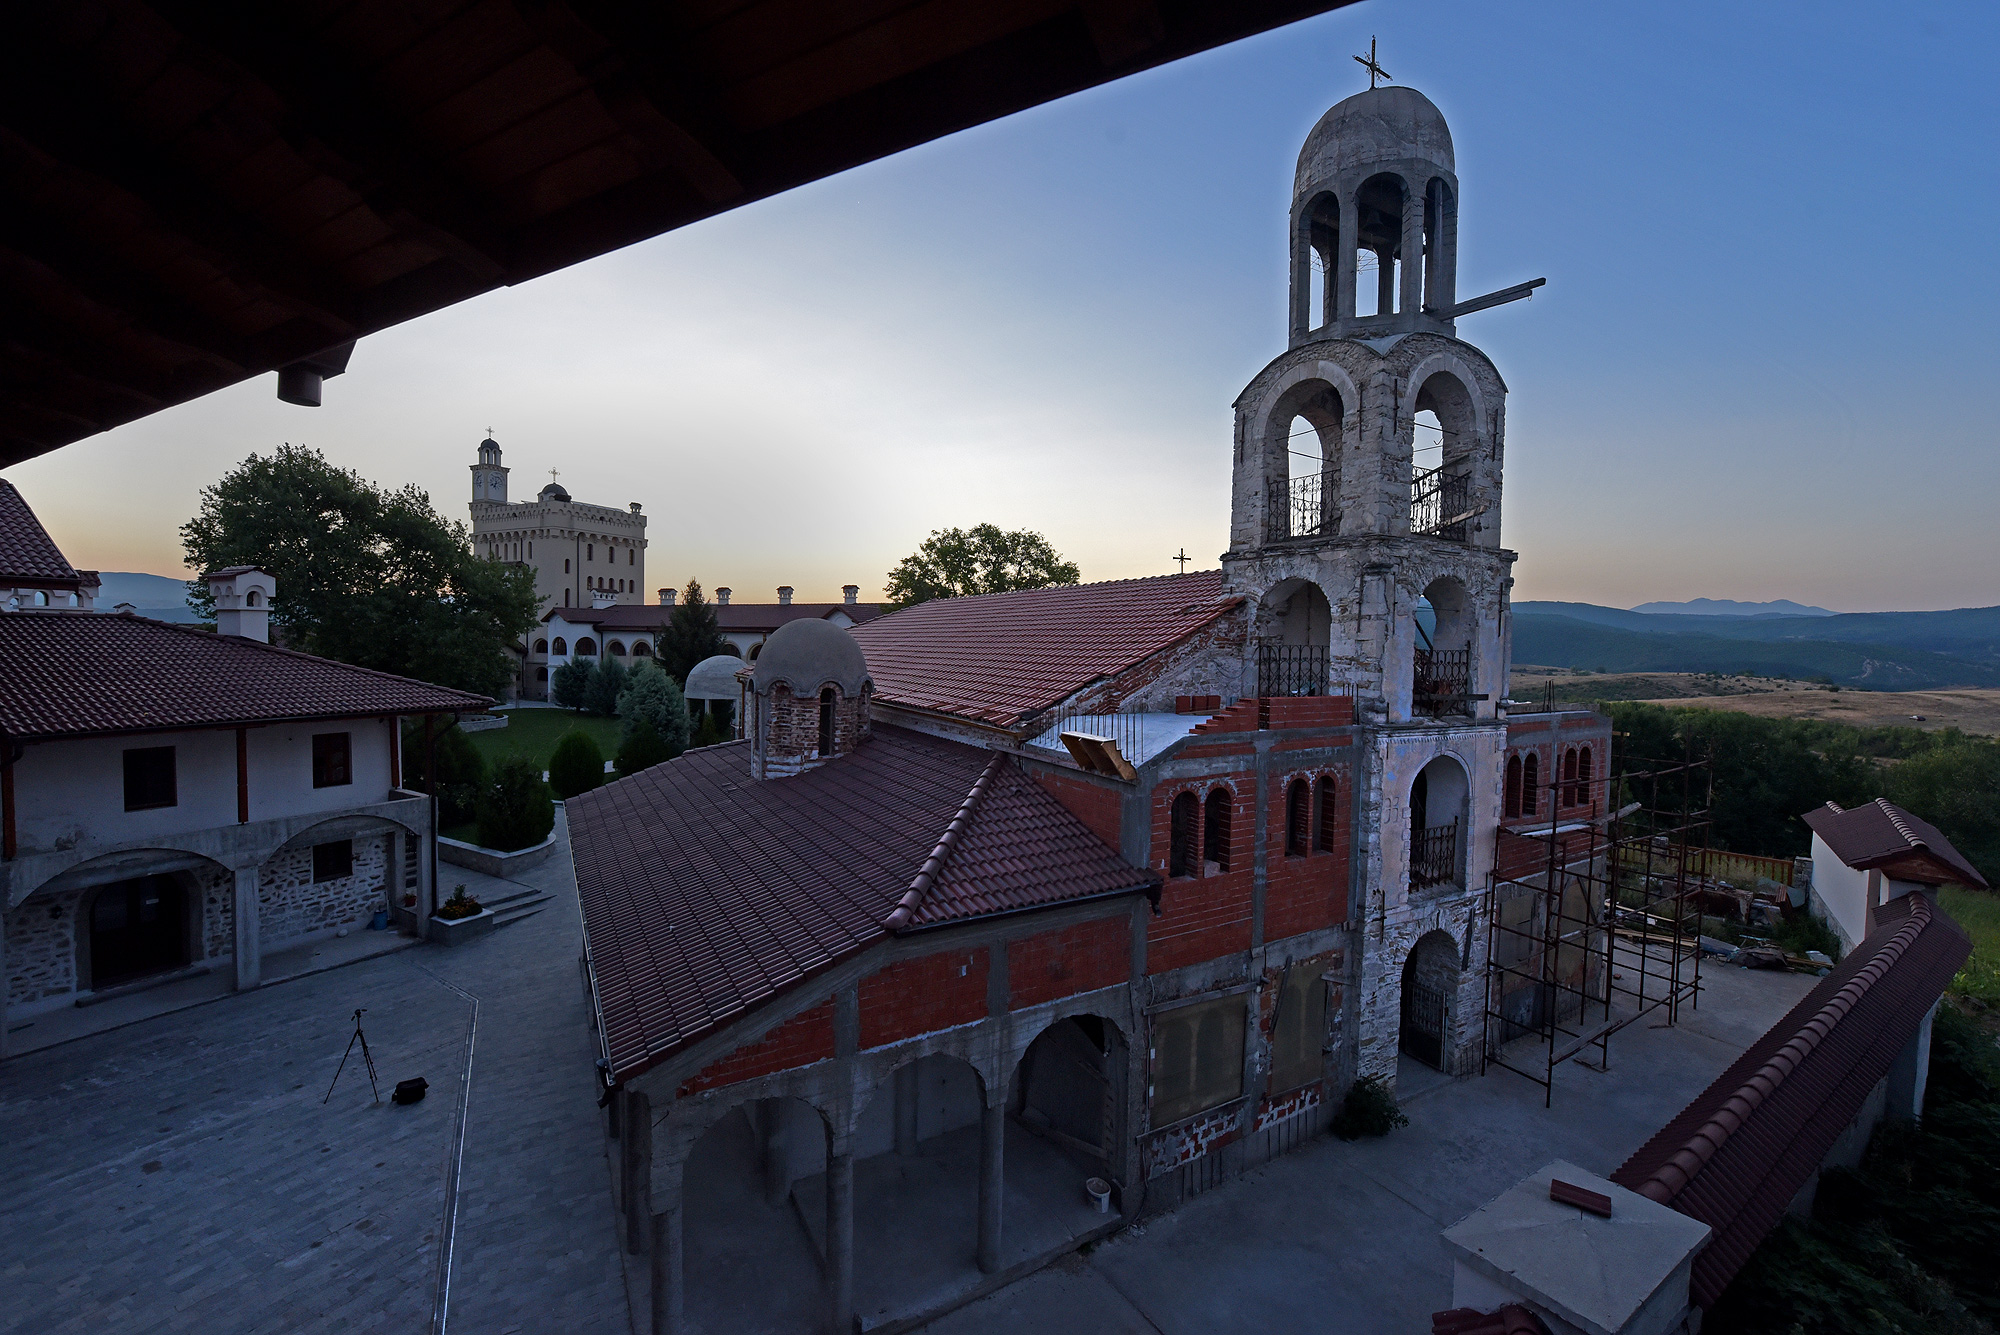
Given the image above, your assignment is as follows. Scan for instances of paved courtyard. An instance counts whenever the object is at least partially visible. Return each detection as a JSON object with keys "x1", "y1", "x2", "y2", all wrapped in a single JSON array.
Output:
[{"x1": 0, "y1": 814, "x2": 633, "y2": 1335}]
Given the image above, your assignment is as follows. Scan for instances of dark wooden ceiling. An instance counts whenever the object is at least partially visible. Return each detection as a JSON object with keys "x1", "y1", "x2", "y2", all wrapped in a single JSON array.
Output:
[{"x1": 0, "y1": 0, "x2": 1357, "y2": 467}]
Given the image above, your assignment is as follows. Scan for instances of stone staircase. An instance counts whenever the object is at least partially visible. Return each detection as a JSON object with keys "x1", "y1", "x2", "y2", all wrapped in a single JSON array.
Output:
[{"x1": 483, "y1": 882, "x2": 554, "y2": 928}]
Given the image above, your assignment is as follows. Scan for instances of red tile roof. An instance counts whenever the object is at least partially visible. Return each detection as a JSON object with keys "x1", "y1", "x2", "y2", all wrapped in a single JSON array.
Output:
[
  {"x1": 850, "y1": 572, "x2": 1239, "y2": 728},
  {"x1": 568, "y1": 726, "x2": 1153, "y2": 1082},
  {"x1": 0, "y1": 612, "x2": 489, "y2": 740},
  {"x1": 0, "y1": 480, "x2": 84, "y2": 585},
  {"x1": 1803, "y1": 798, "x2": 1989, "y2": 890},
  {"x1": 1611, "y1": 893, "x2": 1969, "y2": 1308}
]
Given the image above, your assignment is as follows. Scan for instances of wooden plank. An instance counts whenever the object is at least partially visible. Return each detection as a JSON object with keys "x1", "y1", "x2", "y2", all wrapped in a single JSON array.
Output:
[{"x1": 1550, "y1": 1178, "x2": 1613, "y2": 1217}]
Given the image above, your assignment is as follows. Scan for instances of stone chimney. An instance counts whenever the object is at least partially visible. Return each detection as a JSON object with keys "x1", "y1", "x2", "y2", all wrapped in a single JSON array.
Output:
[
  {"x1": 716, "y1": 587, "x2": 731, "y2": 606},
  {"x1": 659, "y1": 587, "x2": 676, "y2": 606},
  {"x1": 206, "y1": 567, "x2": 276, "y2": 642},
  {"x1": 842, "y1": 585, "x2": 858, "y2": 605},
  {"x1": 629, "y1": 502, "x2": 642, "y2": 514},
  {"x1": 777, "y1": 586, "x2": 793, "y2": 606}
]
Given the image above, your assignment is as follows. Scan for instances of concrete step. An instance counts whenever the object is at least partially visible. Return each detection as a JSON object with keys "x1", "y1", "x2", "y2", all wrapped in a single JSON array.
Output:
[
  {"x1": 494, "y1": 901, "x2": 550, "y2": 928},
  {"x1": 479, "y1": 886, "x2": 547, "y2": 911}
]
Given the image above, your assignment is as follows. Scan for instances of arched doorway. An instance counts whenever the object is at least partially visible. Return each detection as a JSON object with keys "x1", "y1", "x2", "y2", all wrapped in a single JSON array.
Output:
[
  {"x1": 1256, "y1": 577, "x2": 1334, "y2": 697},
  {"x1": 1400, "y1": 931, "x2": 1459, "y2": 1071},
  {"x1": 1004, "y1": 1015, "x2": 1130, "y2": 1260},
  {"x1": 682, "y1": 1096, "x2": 829, "y2": 1333},
  {"x1": 86, "y1": 873, "x2": 190, "y2": 989},
  {"x1": 1410, "y1": 754, "x2": 1469, "y2": 890}
]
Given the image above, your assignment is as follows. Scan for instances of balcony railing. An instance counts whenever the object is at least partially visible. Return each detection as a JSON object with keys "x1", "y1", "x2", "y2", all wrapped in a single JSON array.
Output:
[
  {"x1": 1411, "y1": 464, "x2": 1473, "y2": 541},
  {"x1": 1411, "y1": 819, "x2": 1461, "y2": 888},
  {"x1": 1266, "y1": 473, "x2": 1336, "y2": 544},
  {"x1": 1413, "y1": 647, "x2": 1472, "y2": 717},
  {"x1": 1258, "y1": 643, "x2": 1331, "y2": 697}
]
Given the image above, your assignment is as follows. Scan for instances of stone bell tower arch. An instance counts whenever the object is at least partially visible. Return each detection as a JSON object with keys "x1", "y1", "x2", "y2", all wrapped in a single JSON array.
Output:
[{"x1": 1222, "y1": 82, "x2": 1546, "y2": 1086}]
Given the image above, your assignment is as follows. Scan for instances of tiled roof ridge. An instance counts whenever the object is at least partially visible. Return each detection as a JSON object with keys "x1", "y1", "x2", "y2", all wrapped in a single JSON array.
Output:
[
  {"x1": 1634, "y1": 894, "x2": 1934, "y2": 1206},
  {"x1": 1875, "y1": 796, "x2": 1926, "y2": 852},
  {"x1": 875, "y1": 569, "x2": 1225, "y2": 616},
  {"x1": 884, "y1": 750, "x2": 1007, "y2": 931}
]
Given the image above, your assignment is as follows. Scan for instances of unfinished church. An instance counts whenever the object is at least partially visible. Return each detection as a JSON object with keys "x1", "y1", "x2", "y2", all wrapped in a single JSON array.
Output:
[{"x1": 570, "y1": 85, "x2": 1609, "y2": 1335}]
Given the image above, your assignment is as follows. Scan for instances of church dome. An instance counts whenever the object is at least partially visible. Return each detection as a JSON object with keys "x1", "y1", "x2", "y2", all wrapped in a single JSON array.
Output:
[
  {"x1": 1295, "y1": 85, "x2": 1453, "y2": 193},
  {"x1": 685, "y1": 653, "x2": 747, "y2": 702},
  {"x1": 538, "y1": 481, "x2": 571, "y2": 502},
  {"x1": 752, "y1": 618, "x2": 870, "y2": 698}
]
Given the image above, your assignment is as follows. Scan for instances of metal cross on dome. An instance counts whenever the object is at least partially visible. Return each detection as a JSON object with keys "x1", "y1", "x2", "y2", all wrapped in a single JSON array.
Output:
[
  {"x1": 548, "y1": 468, "x2": 560, "y2": 484},
  {"x1": 1173, "y1": 547, "x2": 1191, "y2": 574},
  {"x1": 1354, "y1": 36, "x2": 1390, "y2": 89}
]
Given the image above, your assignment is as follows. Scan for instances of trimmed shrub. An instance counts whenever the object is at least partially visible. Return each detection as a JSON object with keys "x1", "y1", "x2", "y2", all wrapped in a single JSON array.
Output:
[
  {"x1": 400, "y1": 721, "x2": 486, "y2": 826},
  {"x1": 615, "y1": 719, "x2": 673, "y2": 777},
  {"x1": 475, "y1": 755, "x2": 555, "y2": 851},
  {"x1": 1331, "y1": 1075, "x2": 1408, "y2": 1140},
  {"x1": 690, "y1": 710, "x2": 728, "y2": 749},
  {"x1": 550, "y1": 658, "x2": 594, "y2": 710},
  {"x1": 583, "y1": 656, "x2": 628, "y2": 717},
  {"x1": 548, "y1": 729, "x2": 606, "y2": 799},
  {"x1": 616, "y1": 660, "x2": 691, "y2": 756}
]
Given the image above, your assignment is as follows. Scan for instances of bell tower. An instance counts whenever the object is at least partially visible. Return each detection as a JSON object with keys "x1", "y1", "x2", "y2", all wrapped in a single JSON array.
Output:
[
  {"x1": 471, "y1": 435, "x2": 508, "y2": 504},
  {"x1": 1222, "y1": 81, "x2": 1545, "y2": 1084}
]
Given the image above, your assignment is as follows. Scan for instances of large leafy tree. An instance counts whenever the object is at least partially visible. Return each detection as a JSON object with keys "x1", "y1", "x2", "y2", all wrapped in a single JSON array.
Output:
[
  {"x1": 883, "y1": 523, "x2": 1080, "y2": 610},
  {"x1": 181, "y1": 444, "x2": 539, "y2": 698},
  {"x1": 657, "y1": 578, "x2": 729, "y2": 683}
]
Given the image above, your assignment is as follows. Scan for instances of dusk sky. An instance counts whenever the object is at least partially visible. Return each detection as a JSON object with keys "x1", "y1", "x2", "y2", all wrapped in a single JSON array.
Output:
[{"x1": 8, "y1": 0, "x2": 1996, "y2": 613}]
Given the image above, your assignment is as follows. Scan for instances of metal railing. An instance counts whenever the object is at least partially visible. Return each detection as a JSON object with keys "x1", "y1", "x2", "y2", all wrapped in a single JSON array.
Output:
[
  {"x1": 1258, "y1": 644, "x2": 1332, "y2": 697},
  {"x1": 1412, "y1": 819, "x2": 1461, "y2": 888},
  {"x1": 1413, "y1": 647, "x2": 1471, "y2": 716},
  {"x1": 1265, "y1": 473, "x2": 1336, "y2": 544},
  {"x1": 1411, "y1": 464, "x2": 1472, "y2": 541}
]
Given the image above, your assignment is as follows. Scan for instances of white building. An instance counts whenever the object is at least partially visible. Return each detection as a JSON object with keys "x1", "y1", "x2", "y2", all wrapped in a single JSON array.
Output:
[
  {"x1": 0, "y1": 484, "x2": 486, "y2": 1054},
  {"x1": 1803, "y1": 797, "x2": 1989, "y2": 953},
  {"x1": 468, "y1": 434, "x2": 649, "y2": 615}
]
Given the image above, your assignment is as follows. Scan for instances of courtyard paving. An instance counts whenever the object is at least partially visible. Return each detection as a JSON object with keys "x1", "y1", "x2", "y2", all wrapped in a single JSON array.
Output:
[{"x1": 0, "y1": 812, "x2": 633, "y2": 1335}]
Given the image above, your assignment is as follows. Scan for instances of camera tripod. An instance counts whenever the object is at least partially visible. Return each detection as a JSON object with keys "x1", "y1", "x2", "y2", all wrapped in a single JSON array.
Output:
[{"x1": 324, "y1": 1007, "x2": 381, "y2": 1104}]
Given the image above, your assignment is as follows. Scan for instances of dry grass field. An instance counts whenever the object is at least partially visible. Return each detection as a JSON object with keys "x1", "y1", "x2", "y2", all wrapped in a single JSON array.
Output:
[{"x1": 1510, "y1": 665, "x2": 2000, "y2": 736}]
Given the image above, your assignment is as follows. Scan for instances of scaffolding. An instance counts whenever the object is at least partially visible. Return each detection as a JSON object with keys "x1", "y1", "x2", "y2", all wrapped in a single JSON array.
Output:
[{"x1": 1481, "y1": 754, "x2": 1713, "y2": 1106}]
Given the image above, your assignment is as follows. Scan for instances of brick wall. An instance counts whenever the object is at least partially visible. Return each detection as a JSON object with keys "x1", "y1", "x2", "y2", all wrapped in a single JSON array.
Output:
[
  {"x1": 680, "y1": 999, "x2": 837, "y2": 1095},
  {"x1": 1502, "y1": 714, "x2": 1612, "y2": 826},
  {"x1": 1008, "y1": 917, "x2": 1129, "y2": 1008},
  {"x1": 756, "y1": 682, "x2": 870, "y2": 779},
  {"x1": 1260, "y1": 697, "x2": 1356, "y2": 729},
  {"x1": 858, "y1": 949, "x2": 989, "y2": 1049},
  {"x1": 257, "y1": 834, "x2": 390, "y2": 948},
  {"x1": 1028, "y1": 767, "x2": 1124, "y2": 851}
]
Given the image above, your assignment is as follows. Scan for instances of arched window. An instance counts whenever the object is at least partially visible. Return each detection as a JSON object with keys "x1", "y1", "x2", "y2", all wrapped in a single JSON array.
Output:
[
  {"x1": 576, "y1": 637, "x2": 597, "y2": 657},
  {"x1": 628, "y1": 549, "x2": 635, "y2": 565},
  {"x1": 607, "y1": 640, "x2": 626, "y2": 656},
  {"x1": 1562, "y1": 748, "x2": 1579, "y2": 807},
  {"x1": 1522, "y1": 752, "x2": 1539, "y2": 817},
  {"x1": 1317, "y1": 776, "x2": 1338, "y2": 853},
  {"x1": 631, "y1": 641, "x2": 651, "y2": 657},
  {"x1": 534, "y1": 639, "x2": 548, "y2": 654},
  {"x1": 1285, "y1": 778, "x2": 1310, "y2": 857},
  {"x1": 1169, "y1": 792, "x2": 1199, "y2": 878},
  {"x1": 552, "y1": 637, "x2": 567, "y2": 655},
  {"x1": 1203, "y1": 788, "x2": 1232, "y2": 874},
  {"x1": 1576, "y1": 746, "x2": 1594, "y2": 808},
  {"x1": 245, "y1": 589, "x2": 262, "y2": 606},
  {"x1": 587, "y1": 543, "x2": 594, "y2": 561},
  {"x1": 818, "y1": 687, "x2": 836, "y2": 755},
  {"x1": 1504, "y1": 755, "x2": 1523, "y2": 819}
]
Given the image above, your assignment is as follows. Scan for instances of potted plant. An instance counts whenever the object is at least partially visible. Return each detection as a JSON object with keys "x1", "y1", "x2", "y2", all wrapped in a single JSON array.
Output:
[{"x1": 431, "y1": 883, "x2": 495, "y2": 945}]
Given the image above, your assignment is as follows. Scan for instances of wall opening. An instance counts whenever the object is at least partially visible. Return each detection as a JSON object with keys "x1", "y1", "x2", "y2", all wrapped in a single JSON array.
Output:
[
  {"x1": 1255, "y1": 577, "x2": 1333, "y2": 697},
  {"x1": 1400, "y1": 930, "x2": 1459, "y2": 1070},
  {"x1": 1410, "y1": 371, "x2": 1479, "y2": 541},
  {"x1": 1263, "y1": 381, "x2": 1343, "y2": 545},
  {"x1": 1410, "y1": 754, "x2": 1469, "y2": 890},
  {"x1": 1413, "y1": 577, "x2": 1473, "y2": 718},
  {"x1": 1354, "y1": 173, "x2": 1405, "y2": 317},
  {"x1": 1169, "y1": 793, "x2": 1198, "y2": 878},
  {"x1": 682, "y1": 1096, "x2": 829, "y2": 1331},
  {"x1": 86, "y1": 873, "x2": 191, "y2": 990},
  {"x1": 1203, "y1": 788, "x2": 1232, "y2": 874}
]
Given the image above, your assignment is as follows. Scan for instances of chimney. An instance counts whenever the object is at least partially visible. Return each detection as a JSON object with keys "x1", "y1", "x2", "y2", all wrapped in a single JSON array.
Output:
[
  {"x1": 113, "y1": 602, "x2": 137, "y2": 616},
  {"x1": 659, "y1": 587, "x2": 676, "y2": 606},
  {"x1": 717, "y1": 587, "x2": 731, "y2": 606},
  {"x1": 777, "y1": 586, "x2": 793, "y2": 606},
  {"x1": 842, "y1": 585, "x2": 858, "y2": 605},
  {"x1": 207, "y1": 567, "x2": 276, "y2": 642},
  {"x1": 629, "y1": 502, "x2": 643, "y2": 514}
]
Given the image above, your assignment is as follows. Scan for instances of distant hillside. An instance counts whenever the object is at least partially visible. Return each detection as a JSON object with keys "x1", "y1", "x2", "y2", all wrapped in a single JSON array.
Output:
[
  {"x1": 1629, "y1": 598, "x2": 1834, "y2": 617},
  {"x1": 93, "y1": 571, "x2": 201, "y2": 622},
  {"x1": 1511, "y1": 613, "x2": 2000, "y2": 691}
]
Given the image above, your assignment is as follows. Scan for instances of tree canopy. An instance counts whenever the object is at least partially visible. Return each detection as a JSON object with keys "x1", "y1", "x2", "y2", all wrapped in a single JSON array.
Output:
[
  {"x1": 883, "y1": 524, "x2": 1080, "y2": 610},
  {"x1": 181, "y1": 444, "x2": 539, "y2": 698},
  {"x1": 658, "y1": 578, "x2": 728, "y2": 682}
]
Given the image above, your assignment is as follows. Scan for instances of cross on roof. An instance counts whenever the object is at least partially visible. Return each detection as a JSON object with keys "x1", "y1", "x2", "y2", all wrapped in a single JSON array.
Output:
[
  {"x1": 548, "y1": 468, "x2": 560, "y2": 484},
  {"x1": 1354, "y1": 36, "x2": 1390, "y2": 90},
  {"x1": 1173, "y1": 547, "x2": 1191, "y2": 574},
  {"x1": 485, "y1": 425, "x2": 496, "y2": 437}
]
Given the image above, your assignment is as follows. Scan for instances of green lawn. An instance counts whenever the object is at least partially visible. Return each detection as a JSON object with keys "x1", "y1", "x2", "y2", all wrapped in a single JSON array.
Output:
[
  {"x1": 462, "y1": 709, "x2": 623, "y2": 775},
  {"x1": 1942, "y1": 885, "x2": 2000, "y2": 1005}
]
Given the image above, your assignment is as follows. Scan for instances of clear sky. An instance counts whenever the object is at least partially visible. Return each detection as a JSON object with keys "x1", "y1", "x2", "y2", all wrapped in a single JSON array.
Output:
[{"x1": 8, "y1": 0, "x2": 1997, "y2": 612}]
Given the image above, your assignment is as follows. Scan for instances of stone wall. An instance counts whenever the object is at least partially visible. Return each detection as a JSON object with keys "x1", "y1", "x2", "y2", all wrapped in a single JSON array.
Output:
[
  {"x1": 6, "y1": 892, "x2": 76, "y2": 1006},
  {"x1": 257, "y1": 834, "x2": 390, "y2": 948}
]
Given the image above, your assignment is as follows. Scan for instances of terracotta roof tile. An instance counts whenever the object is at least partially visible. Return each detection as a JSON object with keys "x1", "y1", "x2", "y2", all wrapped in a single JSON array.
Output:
[
  {"x1": 1611, "y1": 893, "x2": 1969, "y2": 1307},
  {"x1": 0, "y1": 480, "x2": 83, "y2": 584},
  {"x1": 851, "y1": 572, "x2": 1237, "y2": 727},
  {"x1": 568, "y1": 726, "x2": 1152, "y2": 1082},
  {"x1": 0, "y1": 613, "x2": 488, "y2": 739},
  {"x1": 1803, "y1": 798, "x2": 1988, "y2": 889}
]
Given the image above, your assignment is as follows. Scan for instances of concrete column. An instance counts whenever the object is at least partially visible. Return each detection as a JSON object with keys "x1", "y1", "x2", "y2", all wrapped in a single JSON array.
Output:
[
  {"x1": 1334, "y1": 193, "x2": 1358, "y2": 323},
  {"x1": 826, "y1": 1151, "x2": 855, "y2": 1333},
  {"x1": 1400, "y1": 179, "x2": 1424, "y2": 319},
  {"x1": 977, "y1": 1102, "x2": 1005, "y2": 1273},
  {"x1": 416, "y1": 828, "x2": 437, "y2": 939},
  {"x1": 1375, "y1": 247, "x2": 1395, "y2": 317},
  {"x1": 0, "y1": 897, "x2": 10, "y2": 1060},
  {"x1": 893, "y1": 1062, "x2": 919, "y2": 1156},
  {"x1": 1289, "y1": 205, "x2": 1311, "y2": 341},
  {"x1": 232, "y1": 866, "x2": 261, "y2": 991},
  {"x1": 623, "y1": 1088, "x2": 651, "y2": 1254},
  {"x1": 649, "y1": 1161, "x2": 685, "y2": 1335}
]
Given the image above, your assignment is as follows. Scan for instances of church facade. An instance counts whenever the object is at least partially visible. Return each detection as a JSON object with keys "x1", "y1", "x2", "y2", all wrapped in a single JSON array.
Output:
[
  {"x1": 467, "y1": 435, "x2": 648, "y2": 614},
  {"x1": 568, "y1": 87, "x2": 1612, "y2": 1335}
]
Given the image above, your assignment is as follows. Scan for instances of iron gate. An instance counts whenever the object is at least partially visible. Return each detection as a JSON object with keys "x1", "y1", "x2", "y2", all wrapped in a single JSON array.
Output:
[{"x1": 1401, "y1": 980, "x2": 1447, "y2": 1070}]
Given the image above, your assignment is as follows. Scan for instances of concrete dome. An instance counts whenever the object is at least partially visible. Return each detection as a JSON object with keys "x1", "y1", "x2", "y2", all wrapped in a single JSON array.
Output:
[
  {"x1": 1295, "y1": 86, "x2": 1453, "y2": 193},
  {"x1": 685, "y1": 653, "x2": 746, "y2": 702},
  {"x1": 752, "y1": 618, "x2": 871, "y2": 698}
]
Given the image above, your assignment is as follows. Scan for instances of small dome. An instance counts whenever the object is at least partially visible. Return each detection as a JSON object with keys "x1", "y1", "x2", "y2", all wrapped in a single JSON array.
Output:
[
  {"x1": 752, "y1": 618, "x2": 870, "y2": 698},
  {"x1": 1295, "y1": 85, "x2": 1453, "y2": 193},
  {"x1": 685, "y1": 653, "x2": 747, "y2": 701},
  {"x1": 479, "y1": 437, "x2": 499, "y2": 450},
  {"x1": 538, "y1": 482, "x2": 571, "y2": 502}
]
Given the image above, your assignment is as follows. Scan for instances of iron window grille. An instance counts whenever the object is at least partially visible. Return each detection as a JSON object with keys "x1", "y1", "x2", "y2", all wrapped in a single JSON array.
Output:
[
  {"x1": 1413, "y1": 647, "x2": 1472, "y2": 716},
  {"x1": 1257, "y1": 643, "x2": 1332, "y2": 697},
  {"x1": 1265, "y1": 473, "x2": 1337, "y2": 544},
  {"x1": 1411, "y1": 818, "x2": 1460, "y2": 889},
  {"x1": 1411, "y1": 464, "x2": 1473, "y2": 541}
]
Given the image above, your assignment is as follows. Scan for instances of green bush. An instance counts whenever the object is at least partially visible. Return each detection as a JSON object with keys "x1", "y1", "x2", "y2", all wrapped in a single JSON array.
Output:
[
  {"x1": 550, "y1": 658, "x2": 594, "y2": 710},
  {"x1": 1331, "y1": 1075, "x2": 1408, "y2": 1140},
  {"x1": 474, "y1": 755, "x2": 555, "y2": 851},
  {"x1": 400, "y1": 721, "x2": 487, "y2": 826},
  {"x1": 615, "y1": 719, "x2": 673, "y2": 777},
  {"x1": 691, "y1": 710, "x2": 728, "y2": 748},
  {"x1": 616, "y1": 660, "x2": 690, "y2": 756},
  {"x1": 583, "y1": 656, "x2": 627, "y2": 717},
  {"x1": 548, "y1": 729, "x2": 606, "y2": 799}
]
